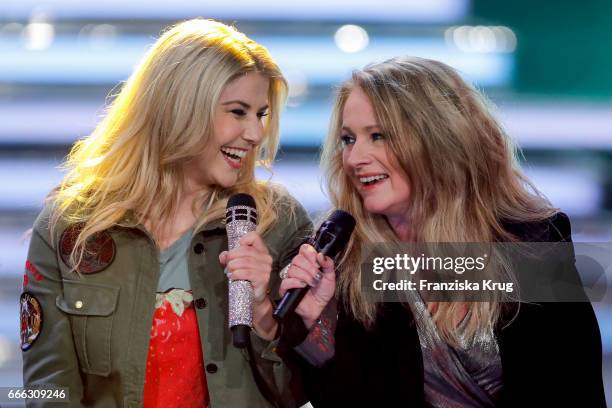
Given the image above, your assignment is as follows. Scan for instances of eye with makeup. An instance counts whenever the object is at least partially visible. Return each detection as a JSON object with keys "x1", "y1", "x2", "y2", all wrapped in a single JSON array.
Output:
[
  {"x1": 229, "y1": 108, "x2": 268, "y2": 119},
  {"x1": 340, "y1": 132, "x2": 384, "y2": 147},
  {"x1": 340, "y1": 134, "x2": 355, "y2": 146},
  {"x1": 230, "y1": 108, "x2": 246, "y2": 117}
]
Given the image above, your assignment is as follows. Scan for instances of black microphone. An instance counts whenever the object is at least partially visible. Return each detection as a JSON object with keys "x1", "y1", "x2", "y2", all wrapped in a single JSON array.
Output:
[
  {"x1": 225, "y1": 193, "x2": 258, "y2": 348},
  {"x1": 273, "y1": 209, "x2": 356, "y2": 321}
]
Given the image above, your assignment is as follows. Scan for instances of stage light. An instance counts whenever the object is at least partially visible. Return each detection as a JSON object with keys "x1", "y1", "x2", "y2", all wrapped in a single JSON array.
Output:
[
  {"x1": 285, "y1": 69, "x2": 309, "y2": 106},
  {"x1": 23, "y1": 22, "x2": 54, "y2": 50},
  {"x1": 89, "y1": 24, "x2": 117, "y2": 50},
  {"x1": 334, "y1": 24, "x2": 369, "y2": 53},
  {"x1": 446, "y1": 25, "x2": 517, "y2": 54}
]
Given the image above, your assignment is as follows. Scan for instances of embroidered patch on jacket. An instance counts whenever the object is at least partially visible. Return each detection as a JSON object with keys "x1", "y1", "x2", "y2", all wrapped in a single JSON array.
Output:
[
  {"x1": 24, "y1": 260, "x2": 43, "y2": 284},
  {"x1": 59, "y1": 224, "x2": 116, "y2": 274},
  {"x1": 20, "y1": 292, "x2": 43, "y2": 351}
]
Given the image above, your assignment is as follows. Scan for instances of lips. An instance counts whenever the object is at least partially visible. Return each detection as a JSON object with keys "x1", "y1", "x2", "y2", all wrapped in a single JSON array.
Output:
[
  {"x1": 359, "y1": 174, "x2": 389, "y2": 185},
  {"x1": 354, "y1": 173, "x2": 389, "y2": 192},
  {"x1": 220, "y1": 146, "x2": 248, "y2": 169}
]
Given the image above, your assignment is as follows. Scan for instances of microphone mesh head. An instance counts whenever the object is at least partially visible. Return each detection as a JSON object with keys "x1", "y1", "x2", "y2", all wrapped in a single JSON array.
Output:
[
  {"x1": 226, "y1": 194, "x2": 257, "y2": 251},
  {"x1": 227, "y1": 193, "x2": 256, "y2": 210},
  {"x1": 328, "y1": 209, "x2": 356, "y2": 232}
]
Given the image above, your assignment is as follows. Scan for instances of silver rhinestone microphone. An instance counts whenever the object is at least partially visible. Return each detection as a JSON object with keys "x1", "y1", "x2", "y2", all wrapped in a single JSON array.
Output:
[{"x1": 225, "y1": 193, "x2": 257, "y2": 348}]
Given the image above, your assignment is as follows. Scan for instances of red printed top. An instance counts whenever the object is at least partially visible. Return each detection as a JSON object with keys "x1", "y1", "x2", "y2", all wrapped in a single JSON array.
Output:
[{"x1": 143, "y1": 289, "x2": 209, "y2": 408}]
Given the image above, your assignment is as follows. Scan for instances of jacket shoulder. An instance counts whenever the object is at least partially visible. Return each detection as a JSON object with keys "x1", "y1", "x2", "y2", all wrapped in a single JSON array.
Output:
[
  {"x1": 31, "y1": 200, "x2": 65, "y2": 247},
  {"x1": 266, "y1": 184, "x2": 311, "y2": 228},
  {"x1": 501, "y1": 212, "x2": 572, "y2": 243}
]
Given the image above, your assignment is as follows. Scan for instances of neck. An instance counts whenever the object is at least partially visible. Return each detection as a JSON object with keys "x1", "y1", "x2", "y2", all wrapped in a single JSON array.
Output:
[
  {"x1": 143, "y1": 179, "x2": 206, "y2": 246},
  {"x1": 182, "y1": 173, "x2": 211, "y2": 200},
  {"x1": 385, "y1": 213, "x2": 412, "y2": 241}
]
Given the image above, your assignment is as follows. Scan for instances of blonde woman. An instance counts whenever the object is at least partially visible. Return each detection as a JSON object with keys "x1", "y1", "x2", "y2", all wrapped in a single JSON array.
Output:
[
  {"x1": 21, "y1": 19, "x2": 312, "y2": 407},
  {"x1": 279, "y1": 57, "x2": 605, "y2": 407}
]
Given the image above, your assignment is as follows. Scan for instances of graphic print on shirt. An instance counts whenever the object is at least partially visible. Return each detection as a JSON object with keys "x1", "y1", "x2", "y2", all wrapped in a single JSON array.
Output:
[{"x1": 143, "y1": 288, "x2": 210, "y2": 408}]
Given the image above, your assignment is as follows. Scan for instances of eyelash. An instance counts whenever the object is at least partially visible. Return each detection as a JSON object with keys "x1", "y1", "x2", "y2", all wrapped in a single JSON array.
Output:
[
  {"x1": 340, "y1": 133, "x2": 385, "y2": 146},
  {"x1": 340, "y1": 135, "x2": 355, "y2": 146},
  {"x1": 230, "y1": 109, "x2": 269, "y2": 118}
]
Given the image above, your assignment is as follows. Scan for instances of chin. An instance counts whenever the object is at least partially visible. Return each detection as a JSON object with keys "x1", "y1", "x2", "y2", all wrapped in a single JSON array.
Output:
[
  {"x1": 363, "y1": 199, "x2": 390, "y2": 216},
  {"x1": 218, "y1": 179, "x2": 238, "y2": 189}
]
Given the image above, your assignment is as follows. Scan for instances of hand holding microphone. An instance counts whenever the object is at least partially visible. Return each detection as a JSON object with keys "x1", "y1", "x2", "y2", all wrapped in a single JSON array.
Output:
[
  {"x1": 274, "y1": 209, "x2": 355, "y2": 325},
  {"x1": 219, "y1": 194, "x2": 274, "y2": 348},
  {"x1": 219, "y1": 232, "x2": 273, "y2": 306},
  {"x1": 278, "y1": 244, "x2": 337, "y2": 329}
]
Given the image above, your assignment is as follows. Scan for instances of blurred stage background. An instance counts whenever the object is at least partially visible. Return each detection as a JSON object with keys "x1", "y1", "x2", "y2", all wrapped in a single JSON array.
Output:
[{"x1": 1, "y1": 0, "x2": 612, "y2": 404}]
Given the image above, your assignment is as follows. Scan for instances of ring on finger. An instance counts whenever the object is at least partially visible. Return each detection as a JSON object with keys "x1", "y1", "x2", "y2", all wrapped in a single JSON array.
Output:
[
  {"x1": 314, "y1": 271, "x2": 323, "y2": 281},
  {"x1": 279, "y1": 264, "x2": 290, "y2": 280}
]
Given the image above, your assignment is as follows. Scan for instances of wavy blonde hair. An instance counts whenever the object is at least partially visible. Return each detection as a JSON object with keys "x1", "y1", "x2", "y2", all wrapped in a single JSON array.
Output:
[
  {"x1": 322, "y1": 56, "x2": 556, "y2": 345},
  {"x1": 50, "y1": 19, "x2": 288, "y2": 268}
]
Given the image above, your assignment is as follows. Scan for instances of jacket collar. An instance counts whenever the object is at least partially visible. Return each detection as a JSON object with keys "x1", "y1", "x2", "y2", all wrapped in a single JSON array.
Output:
[
  {"x1": 195, "y1": 217, "x2": 226, "y2": 235},
  {"x1": 118, "y1": 211, "x2": 226, "y2": 236}
]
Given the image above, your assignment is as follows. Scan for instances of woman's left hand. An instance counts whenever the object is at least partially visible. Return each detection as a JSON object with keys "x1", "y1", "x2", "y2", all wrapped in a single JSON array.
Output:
[{"x1": 219, "y1": 231, "x2": 273, "y2": 307}]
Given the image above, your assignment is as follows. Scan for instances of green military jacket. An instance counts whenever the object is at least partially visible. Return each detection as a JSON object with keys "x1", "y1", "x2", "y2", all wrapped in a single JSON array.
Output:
[{"x1": 21, "y1": 194, "x2": 312, "y2": 407}]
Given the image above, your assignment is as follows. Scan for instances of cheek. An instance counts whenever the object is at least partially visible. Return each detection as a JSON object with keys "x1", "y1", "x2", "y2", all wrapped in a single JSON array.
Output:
[
  {"x1": 341, "y1": 151, "x2": 352, "y2": 174},
  {"x1": 213, "y1": 116, "x2": 240, "y2": 145},
  {"x1": 393, "y1": 176, "x2": 411, "y2": 201},
  {"x1": 203, "y1": 146, "x2": 220, "y2": 165},
  {"x1": 341, "y1": 157, "x2": 357, "y2": 189},
  {"x1": 384, "y1": 153, "x2": 410, "y2": 198}
]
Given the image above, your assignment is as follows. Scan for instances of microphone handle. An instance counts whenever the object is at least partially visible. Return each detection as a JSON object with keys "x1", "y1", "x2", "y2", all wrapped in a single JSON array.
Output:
[
  {"x1": 225, "y1": 202, "x2": 258, "y2": 349},
  {"x1": 229, "y1": 278, "x2": 254, "y2": 348},
  {"x1": 273, "y1": 242, "x2": 333, "y2": 321},
  {"x1": 273, "y1": 285, "x2": 309, "y2": 321},
  {"x1": 232, "y1": 325, "x2": 250, "y2": 348}
]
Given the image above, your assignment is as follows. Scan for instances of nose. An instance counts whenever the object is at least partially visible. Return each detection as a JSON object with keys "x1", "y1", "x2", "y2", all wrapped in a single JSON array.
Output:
[
  {"x1": 242, "y1": 117, "x2": 265, "y2": 146},
  {"x1": 344, "y1": 137, "x2": 372, "y2": 169}
]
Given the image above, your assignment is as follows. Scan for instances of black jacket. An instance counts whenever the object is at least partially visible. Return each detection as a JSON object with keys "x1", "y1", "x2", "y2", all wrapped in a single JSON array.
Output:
[{"x1": 280, "y1": 213, "x2": 606, "y2": 407}]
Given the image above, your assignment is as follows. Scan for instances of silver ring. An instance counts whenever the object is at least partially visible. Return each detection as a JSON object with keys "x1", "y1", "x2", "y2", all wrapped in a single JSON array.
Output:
[
  {"x1": 279, "y1": 264, "x2": 290, "y2": 280},
  {"x1": 314, "y1": 271, "x2": 323, "y2": 281}
]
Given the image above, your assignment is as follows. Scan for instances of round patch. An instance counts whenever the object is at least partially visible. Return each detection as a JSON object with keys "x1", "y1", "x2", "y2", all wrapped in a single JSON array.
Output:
[
  {"x1": 20, "y1": 292, "x2": 43, "y2": 351},
  {"x1": 60, "y1": 223, "x2": 116, "y2": 274}
]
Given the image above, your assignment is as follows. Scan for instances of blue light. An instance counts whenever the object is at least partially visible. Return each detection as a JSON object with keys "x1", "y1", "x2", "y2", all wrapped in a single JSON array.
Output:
[{"x1": 1, "y1": 0, "x2": 468, "y2": 23}]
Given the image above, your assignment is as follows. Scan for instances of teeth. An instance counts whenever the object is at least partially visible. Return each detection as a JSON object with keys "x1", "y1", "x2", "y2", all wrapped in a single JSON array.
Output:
[
  {"x1": 221, "y1": 147, "x2": 247, "y2": 159},
  {"x1": 359, "y1": 174, "x2": 388, "y2": 183}
]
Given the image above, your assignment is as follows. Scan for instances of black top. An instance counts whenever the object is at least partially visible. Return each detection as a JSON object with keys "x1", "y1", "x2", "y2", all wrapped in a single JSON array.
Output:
[{"x1": 279, "y1": 213, "x2": 606, "y2": 408}]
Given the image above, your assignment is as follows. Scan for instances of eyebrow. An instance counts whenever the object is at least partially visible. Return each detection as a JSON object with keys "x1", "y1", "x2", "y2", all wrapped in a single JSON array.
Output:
[
  {"x1": 221, "y1": 100, "x2": 269, "y2": 111},
  {"x1": 341, "y1": 125, "x2": 381, "y2": 133}
]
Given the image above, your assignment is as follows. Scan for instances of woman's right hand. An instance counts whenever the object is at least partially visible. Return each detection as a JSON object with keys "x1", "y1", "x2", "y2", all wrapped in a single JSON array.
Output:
[{"x1": 279, "y1": 244, "x2": 336, "y2": 329}]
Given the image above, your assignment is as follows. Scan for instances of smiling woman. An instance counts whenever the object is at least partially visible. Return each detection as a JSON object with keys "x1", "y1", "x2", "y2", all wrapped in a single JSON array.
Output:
[
  {"x1": 184, "y1": 72, "x2": 271, "y2": 188},
  {"x1": 339, "y1": 86, "x2": 411, "y2": 232},
  {"x1": 279, "y1": 56, "x2": 605, "y2": 408},
  {"x1": 20, "y1": 19, "x2": 312, "y2": 408}
]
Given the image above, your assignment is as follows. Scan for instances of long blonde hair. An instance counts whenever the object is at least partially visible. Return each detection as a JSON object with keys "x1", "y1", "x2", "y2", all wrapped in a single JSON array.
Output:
[
  {"x1": 50, "y1": 19, "x2": 288, "y2": 268},
  {"x1": 322, "y1": 56, "x2": 556, "y2": 344}
]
